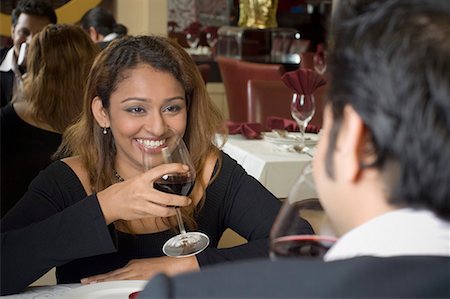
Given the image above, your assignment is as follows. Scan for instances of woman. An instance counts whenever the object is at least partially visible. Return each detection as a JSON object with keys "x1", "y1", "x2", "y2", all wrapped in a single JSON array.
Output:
[
  {"x1": 0, "y1": 35, "x2": 313, "y2": 295},
  {"x1": 0, "y1": 24, "x2": 98, "y2": 218}
]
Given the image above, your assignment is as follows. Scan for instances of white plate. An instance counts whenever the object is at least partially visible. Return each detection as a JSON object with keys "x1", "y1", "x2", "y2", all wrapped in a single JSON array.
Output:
[
  {"x1": 263, "y1": 132, "x2": 319, "y2": 146},
  {"x1": 61, "y1": 280, "x2": 147, "y2": 299}
]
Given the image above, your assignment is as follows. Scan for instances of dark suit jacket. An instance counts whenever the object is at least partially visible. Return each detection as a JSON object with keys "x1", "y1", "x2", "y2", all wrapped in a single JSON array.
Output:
[
  {"x1": 140, "y1": 256, "x2": 450, "y2": 298},
  {"x1": 0, "y1": 47, "x2": 14, "y2": 107}
]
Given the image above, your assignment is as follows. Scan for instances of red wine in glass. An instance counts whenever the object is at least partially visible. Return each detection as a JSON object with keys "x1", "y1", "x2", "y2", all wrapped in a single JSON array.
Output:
[
  {"x1": 271, "y1": 235, "x2": 336, "y2": 258},
  {"x1": 154, "y1": 175, "x2": 195, "y2": 196}
]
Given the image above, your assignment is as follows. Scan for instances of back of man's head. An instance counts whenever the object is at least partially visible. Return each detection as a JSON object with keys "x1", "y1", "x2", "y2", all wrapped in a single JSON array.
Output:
[
  {"x1": 327, "y1": 0, "x2": 450, "y2": 219},
  {"x1": 12, "y1": 0, "x2": 57, "y2": 26}
]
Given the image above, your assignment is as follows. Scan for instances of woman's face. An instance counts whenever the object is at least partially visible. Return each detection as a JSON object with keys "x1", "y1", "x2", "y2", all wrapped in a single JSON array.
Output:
[{"x1": 104, "y1": 64, "x2": 187, "y2": 176}]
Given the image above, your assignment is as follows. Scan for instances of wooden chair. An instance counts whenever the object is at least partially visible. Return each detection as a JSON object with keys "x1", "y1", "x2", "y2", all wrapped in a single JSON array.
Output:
[
  {"x1": 216, "y1": 56, "x2": 287, "y2": 122},
  {"x1": 247, "y1": 79, "x2": 327, "y2": 130}
]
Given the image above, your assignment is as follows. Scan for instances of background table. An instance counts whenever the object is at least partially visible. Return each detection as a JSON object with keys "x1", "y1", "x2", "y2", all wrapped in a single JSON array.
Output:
[{"x1": 217, "y1": 134, "x2": 315, "y2": 199}]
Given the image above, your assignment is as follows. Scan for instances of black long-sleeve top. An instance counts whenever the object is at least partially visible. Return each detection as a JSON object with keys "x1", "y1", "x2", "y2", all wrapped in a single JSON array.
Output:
[{"x1": 1, "y1": 152, "x2": 312, "y2": 295}]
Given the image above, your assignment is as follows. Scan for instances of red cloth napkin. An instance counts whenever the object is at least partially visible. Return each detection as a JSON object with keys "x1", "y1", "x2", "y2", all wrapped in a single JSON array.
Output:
[
  {"x1": 281, "y1": 68, "x2": 326, "y2": 95},
  {"x1": 226, "y1": 121, "x2": 262, "y2": 139},
  {"x1": 266, "y1": 116, "x2": 321, "y2": 133}
]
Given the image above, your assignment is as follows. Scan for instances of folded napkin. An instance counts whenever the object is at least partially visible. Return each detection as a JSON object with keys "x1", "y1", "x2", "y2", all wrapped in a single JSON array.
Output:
[
  {"x1": 281, "y1": 68, "x2": 326, "y2": 95},
  {"x1": 226, "y1": 121, "x2": 262, "y2": 139},
  {"x1": 266, "y1": 116, "x2": 321, "y2": 133}
]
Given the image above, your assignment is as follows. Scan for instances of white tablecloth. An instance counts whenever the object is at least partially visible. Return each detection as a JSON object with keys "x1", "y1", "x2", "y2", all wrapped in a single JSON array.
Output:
[
  {"x1": 217, "y1": 134, "x2": 315, "y2": 198},
  {"x1": 0, "y1": 284, "x2": 80, "y2": 298}
]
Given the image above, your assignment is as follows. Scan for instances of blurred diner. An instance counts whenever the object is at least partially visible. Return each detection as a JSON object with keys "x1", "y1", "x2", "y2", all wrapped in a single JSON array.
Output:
[
  {"x1": 0, "y1": 24, "x2": 99, "y2": 218},
  {"x1": 0, "y1": 0, "x2": 56, "y2": 107}
]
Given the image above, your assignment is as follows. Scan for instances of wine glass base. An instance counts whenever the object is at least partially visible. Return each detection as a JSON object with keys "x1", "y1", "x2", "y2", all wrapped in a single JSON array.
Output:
[{"x1": 163, "y1": 232, "x2": 210, "y2": 257}]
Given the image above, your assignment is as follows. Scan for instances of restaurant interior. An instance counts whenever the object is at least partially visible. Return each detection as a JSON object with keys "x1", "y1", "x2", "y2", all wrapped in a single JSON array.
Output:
[{"x1": 0, "y1": 0, "x2": 333, "y2": 291}]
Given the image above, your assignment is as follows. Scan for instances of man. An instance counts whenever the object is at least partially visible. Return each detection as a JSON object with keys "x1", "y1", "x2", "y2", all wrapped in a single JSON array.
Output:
[
  {"x1": 0, "y1": 0, "x2": 56, "y2": 107},
  {"x1": 139, "y1": 0, "x2": 450, "y2": 297}
]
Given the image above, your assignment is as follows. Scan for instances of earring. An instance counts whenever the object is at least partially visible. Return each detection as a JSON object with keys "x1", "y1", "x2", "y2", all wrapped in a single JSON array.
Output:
[{"x1": 103, "y1": 127, "x2": 108, "y2": 135}]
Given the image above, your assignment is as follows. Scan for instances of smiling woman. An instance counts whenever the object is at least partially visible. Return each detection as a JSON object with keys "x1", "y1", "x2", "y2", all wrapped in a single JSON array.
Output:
[{"x1": 0, "y1": 35, "x2": 312, "y2": 296}]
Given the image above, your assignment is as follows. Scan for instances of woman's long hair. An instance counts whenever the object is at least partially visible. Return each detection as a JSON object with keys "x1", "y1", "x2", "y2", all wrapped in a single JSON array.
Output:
[
  {"x1": 57, "y1": 35, "x2": 224, "y2": 230},
  {"x1": 22, "y1": 24, "x2": 99, "y2": 133}
]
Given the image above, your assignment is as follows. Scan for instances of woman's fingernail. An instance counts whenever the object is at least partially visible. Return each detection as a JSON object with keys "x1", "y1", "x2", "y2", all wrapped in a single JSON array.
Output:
[{"x1": 80, "y1": 278, "x2": 88, "y2": 283}]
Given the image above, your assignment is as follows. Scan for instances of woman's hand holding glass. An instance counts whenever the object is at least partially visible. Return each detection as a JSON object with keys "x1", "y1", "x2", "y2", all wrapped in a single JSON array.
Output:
[{"x1": 97, "y1": 163, "x2": 192, "y2": 225}]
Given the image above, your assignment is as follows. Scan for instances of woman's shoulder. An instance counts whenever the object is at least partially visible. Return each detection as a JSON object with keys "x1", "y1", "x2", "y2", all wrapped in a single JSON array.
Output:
[{"x1": 61, "y1": 156, "x2": 93, "y2": 195}]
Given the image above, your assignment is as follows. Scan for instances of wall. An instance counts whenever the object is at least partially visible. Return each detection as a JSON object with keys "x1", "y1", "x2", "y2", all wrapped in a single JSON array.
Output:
[{"x1": 116, "y1": 0, "x2": 168, "y2": 36}]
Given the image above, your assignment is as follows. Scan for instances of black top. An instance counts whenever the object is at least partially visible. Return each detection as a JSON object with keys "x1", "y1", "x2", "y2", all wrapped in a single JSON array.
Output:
[
  {"x1": 0, "y1": 104, "x2": 62, "y2": 218},
  {"x1": 0, "y1": 152, "x2": 300, "y2": 295},
  {"x1": 140, "y1": 256, "x2": 450, "y2": 298},
  {"x1": 0, "y1": 47, "x2": 14, "y2": 107}
]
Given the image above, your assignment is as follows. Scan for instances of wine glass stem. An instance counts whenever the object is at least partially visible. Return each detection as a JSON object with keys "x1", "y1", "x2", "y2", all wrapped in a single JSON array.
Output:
[
  {"x1": 175, "y1": 208, "x2": 187, "y2": 234},
  {"x1": 299, "y1": 124, "x2": 306, "y2": 147}
]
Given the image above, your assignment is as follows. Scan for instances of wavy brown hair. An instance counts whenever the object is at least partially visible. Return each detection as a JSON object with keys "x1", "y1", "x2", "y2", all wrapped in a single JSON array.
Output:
[
  {"x1": 22, "y1": 24, "x2": 99, "y2": 133},
  {"x1": 57, "y1": 35, "x2": 224, "y2": 230}
]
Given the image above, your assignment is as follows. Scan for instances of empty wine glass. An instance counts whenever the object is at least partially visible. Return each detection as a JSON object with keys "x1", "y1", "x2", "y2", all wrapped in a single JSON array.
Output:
[
  {"x1": 270, "y1": 162, "x2": 337, "y2": 259},
  {"x1": 185, "y1": 31, "x2": 200, "y2": 52},
  {"x1": 291, "y1": 93, "x2": 315, "y2": 149},
  {"x1": 142, "y1": 130, "x2": 209, "y2": 257},
  {"x1": 313, "y1": 46, "x2": 327, "y2": 75}
]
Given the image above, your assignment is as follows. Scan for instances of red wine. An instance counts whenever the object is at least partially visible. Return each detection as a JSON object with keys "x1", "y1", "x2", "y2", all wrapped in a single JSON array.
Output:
[
  {"x1": 271, "y1": 235, "x2": 336, "y2": 258},
  {"x1": 154, "y1": 175, "x2": 195, "y2": 196}
]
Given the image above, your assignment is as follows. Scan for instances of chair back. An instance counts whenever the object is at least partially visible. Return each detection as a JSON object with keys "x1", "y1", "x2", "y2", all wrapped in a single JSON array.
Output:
[
  {"x1": 197, "y1": 64, "x2": 211, "y2": 84},
  {"x1": 217, "y1": 56, "x2": 286, "y2": 122},
  {"x1": 300, "y1": 52, "x2": 315, "y2": 70},
  {"x1": 247, "y1": 80, "x2": 293, "y2": 130},
  {"x1": 247, "y1": 79, "x2": 327, "y2": 130}
]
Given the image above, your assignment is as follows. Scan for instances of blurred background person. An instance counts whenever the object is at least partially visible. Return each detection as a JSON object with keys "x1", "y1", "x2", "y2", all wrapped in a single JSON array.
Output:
[
  {"x1": 0, "y1": 24, "x2": 99, "y2": 218},
  {"x1": 79, "y1": 6, "x2": 128, "y2": 49},
  {"x1": 0, "y1": 0, "x2": 56, "y2": 107}
]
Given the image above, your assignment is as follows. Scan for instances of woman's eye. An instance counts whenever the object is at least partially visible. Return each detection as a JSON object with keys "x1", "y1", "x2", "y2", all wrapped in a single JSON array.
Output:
[
  {"x1": 163, "y1": 105, "x2": 182, "y2": 113},
  {"x1": 126, "y1": 107, "x2": 145, "y2": 113}
]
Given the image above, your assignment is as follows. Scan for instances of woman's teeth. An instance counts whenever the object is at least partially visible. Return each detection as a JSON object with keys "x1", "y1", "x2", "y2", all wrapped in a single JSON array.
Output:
[{"x1": 137, "y1": 139, "x2": 165, "y2": 148}]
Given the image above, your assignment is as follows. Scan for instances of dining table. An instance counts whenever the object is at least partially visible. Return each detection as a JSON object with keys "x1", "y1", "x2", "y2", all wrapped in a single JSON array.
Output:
[
  {"x1": 217, "y1": 132, "x2": 318, "y2": 199},
  {"x1": 0, "y1": 284, "x2": 80, "y2": 298}
]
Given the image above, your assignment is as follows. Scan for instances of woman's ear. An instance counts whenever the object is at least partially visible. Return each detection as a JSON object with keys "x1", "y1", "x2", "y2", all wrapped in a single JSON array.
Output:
[
  {"x1": 335, "y1": 105, "x2": 366, "y2": 183},
  {"x1": 92, "y1": 96, "x2": 110, "y2": 128}
]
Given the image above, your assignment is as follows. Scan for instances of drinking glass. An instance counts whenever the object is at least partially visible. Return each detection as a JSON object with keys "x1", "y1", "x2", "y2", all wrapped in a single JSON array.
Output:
[
  {"x1": 291, "y1": 93, "x2": 315, "y2": 149},
  {"x1": 185, "y1": 31, "x2": 200, "y2": 52},
  {"x1": 270, "y1": 162, "x2": 337, "y2": 259},
  {"x1": 313, "y1": 52, "x2": 327, "y2": 75},
  {"x1": 205, "y1": 32, "x2": 218, "y2": 56},
  {"x1": 142, "y1": 131, "x2": 209, "y2": 257}
]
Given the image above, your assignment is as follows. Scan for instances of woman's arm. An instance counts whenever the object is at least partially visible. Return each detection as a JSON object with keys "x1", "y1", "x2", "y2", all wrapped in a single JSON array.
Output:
[
  {"x1": 0, "y1": 162, "x2": 116, "y2": 295},
  {"x1": 196, "y1": 152, "x2": 313, "y2": 266}
]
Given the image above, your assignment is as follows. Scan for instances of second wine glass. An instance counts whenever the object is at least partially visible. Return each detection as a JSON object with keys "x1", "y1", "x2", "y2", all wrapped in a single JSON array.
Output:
[
  {"x1": 291, "y1": 93, "x2": 315, "y2": 149},
  {"x1": 142, "y1": 132, "x2": 209, "y2": 257}
]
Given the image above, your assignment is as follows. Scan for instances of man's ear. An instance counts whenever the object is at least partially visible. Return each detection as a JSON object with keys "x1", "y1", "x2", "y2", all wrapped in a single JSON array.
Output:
[
  {"x1": 88, "y1": 26, "x2": 100, "y2": 42},
  {"x1": 92, "y1": 96, "x2": 110, "y2": 128},
  {"x1": 335, "y1": 105, "x2": 366, "y2": 183}
]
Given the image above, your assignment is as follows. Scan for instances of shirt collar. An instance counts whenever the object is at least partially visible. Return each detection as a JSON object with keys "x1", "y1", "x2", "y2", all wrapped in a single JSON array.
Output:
[
  {"x1": 0, "y1": 48, "x2": 16, "y2": 72},
  {"x1": 103, "y1": 32, "x2": 118, "y2": 42},
  {"x1": 324, "y1": 208, "x2": 450, "y2": 261}
]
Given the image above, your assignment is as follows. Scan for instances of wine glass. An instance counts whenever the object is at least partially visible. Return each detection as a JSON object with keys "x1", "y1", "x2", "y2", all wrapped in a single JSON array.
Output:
[
  {"x1": 205, "y1": 31, "x2": 218, "y2": 56},
  {"x1": 142, "y1": 131, "x2": 209, "y2": 257},
  {"x1": 270, "y1": 162, "x2": 337, "y2": 259},
  {"x1": 291, "y1": 93, "x2": 315, "y2": 149},
  {"x1": 185, "y1": 31, "x2": 200, "y2": 53},
  {"x1": 313, "y1": 52, "x2": 327, "y2": 75}
]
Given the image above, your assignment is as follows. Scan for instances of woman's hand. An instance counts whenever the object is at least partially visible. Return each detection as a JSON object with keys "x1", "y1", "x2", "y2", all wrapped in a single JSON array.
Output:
[
  {"x1": 80, "y1": 256, "x2": 199, "y2": 284},
  {"x1": 97, "y1": 163, "x2": 192, "y2": 224}
]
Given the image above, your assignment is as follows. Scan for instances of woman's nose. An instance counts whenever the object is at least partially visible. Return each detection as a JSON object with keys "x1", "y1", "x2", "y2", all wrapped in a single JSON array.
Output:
[{"x1": 145, "y1": 112, "x2": 166, "y2": 136}]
